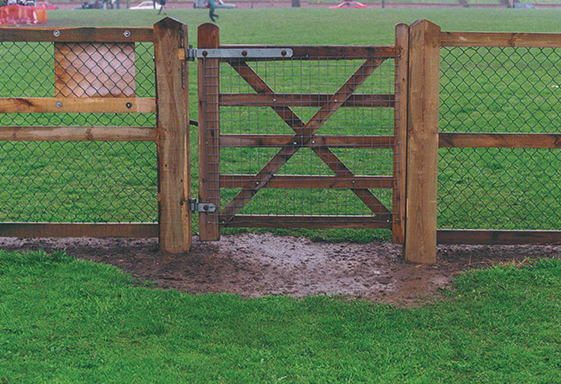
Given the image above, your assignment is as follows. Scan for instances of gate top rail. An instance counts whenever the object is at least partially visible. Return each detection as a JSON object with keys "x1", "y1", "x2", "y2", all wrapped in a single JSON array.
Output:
[
  {"x1": 0, "y1": 27, "x2": 154, "y2": 42},
  {"x1": 441, "y1": 31, "x2": 561, "y2": 48},
  {"x1": 217, "y1": 44, "x2": 398, "y2": 60}
]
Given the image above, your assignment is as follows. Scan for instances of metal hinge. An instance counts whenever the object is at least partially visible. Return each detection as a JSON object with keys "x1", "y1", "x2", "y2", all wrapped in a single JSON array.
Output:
[
  {"x1": 186, "y1": 48, "x2": 294, "y2": 61},
  {"x1": 188, "y1": 198, "x2": 216, "y2": 213}
]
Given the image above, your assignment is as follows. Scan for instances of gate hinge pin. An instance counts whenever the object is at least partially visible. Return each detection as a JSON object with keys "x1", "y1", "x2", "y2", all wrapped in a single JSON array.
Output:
[{"x1": 188, "y1": 198, "x2": 217, "y2": 213}]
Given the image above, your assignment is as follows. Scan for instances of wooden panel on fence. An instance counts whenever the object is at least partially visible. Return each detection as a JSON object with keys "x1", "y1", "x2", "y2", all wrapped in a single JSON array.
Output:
[
  {"x1": 0, "y1": 223, "x2": 158, "y2": 238},
  {"x1": 0, "y1": 97, "x2": 155, "y2": 113},
  {"x1": 154, "y1": 18, "x2": 191, "y2": 253},
  {"x1": 404, "y1": 20, "x2": 441, "y2": 264},
  {"x1": 222, "y1": 215, "x2": 392, "y2": 229},
  {"x1": 220, "y1": 134, "x2": 396, "y2": 148},
  {"x1": 55, "y1": 43, "x2": 136, "y2": 98},
  {"x1": 219, "y1": 175, "x2": 394, "y2": 189},
  {"x1": 218, "y1": 45, "x2": 398, "y2": 60},
  {"x1": 0, "y1": 27, "x2": 154, "y2": 42},
  {"x1": 0, "y1": 126, "x2": 156, "y2": 142},
  {"x1": 219, "y1": 93, "x2": 395, "y2": 108},
  {"x1": 392, "y1": 23, "x2": 410, "y2": 244},
  {"x1": 439, "y1": 132, "x2": 561, "y2": 148},
  {"x1": 441, "y1": 31, "x2": 561, "y2": 48},
  {"x1": 198, "y1": 23, "x2": 221, "y2": 241},
  {"x1": 438, "y1": 229, "x2": 561, "y2": 245}
]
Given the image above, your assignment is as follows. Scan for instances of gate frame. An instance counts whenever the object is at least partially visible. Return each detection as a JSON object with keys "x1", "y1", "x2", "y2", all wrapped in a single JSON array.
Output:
[{"x1": 196, "y1": 23, "x2": 408, "y2": 241}]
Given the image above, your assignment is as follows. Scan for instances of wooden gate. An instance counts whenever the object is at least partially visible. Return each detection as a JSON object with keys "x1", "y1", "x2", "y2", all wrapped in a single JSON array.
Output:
[{"x1": 197, "y1": 23, "x2": 410, "y2": 242}]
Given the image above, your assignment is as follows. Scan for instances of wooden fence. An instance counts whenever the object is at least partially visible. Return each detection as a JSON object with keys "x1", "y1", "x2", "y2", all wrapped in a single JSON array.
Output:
[
  {"x1": 0, "y1": 18, "x2": 190, "y2": 253},
  {"x1": 3, "y1": 19, "x2": 561, "y2": 263}
]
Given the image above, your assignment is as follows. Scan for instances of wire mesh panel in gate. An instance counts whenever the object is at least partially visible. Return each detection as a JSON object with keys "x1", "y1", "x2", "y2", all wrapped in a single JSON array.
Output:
[
  {"x1": 439, "y1": 45, "x2": 561, "y2": 231},
  {"x1": 198, "y1": 46, "x2": 403, "y2": 232},
  {"x1": 0, "y1": 38, "x2": 157, "y2": 224}
]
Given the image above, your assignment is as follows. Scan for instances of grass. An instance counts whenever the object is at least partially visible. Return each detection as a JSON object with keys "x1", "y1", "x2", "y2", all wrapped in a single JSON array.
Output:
[
  {"x1": 3, "y1": 9, "x2": 561, "y2": 242},
  {"x1": 0, "y1": 249, "x2": 560, "y2": 382}
]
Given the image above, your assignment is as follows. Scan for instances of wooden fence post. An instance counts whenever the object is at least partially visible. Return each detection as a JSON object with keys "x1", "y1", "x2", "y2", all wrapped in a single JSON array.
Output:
[
  {"x1": 392, "y1": 23, "x2": 410, "y2": 244},
  {"x1": 154, "y1": 17, "x2": 191, "y2": 253},
  {"x1": 197, "y1": 23, "x2": 221, "y2": 241},
  {"x1": 404, "y1": 20, "x2": 441, "y2": 263}
]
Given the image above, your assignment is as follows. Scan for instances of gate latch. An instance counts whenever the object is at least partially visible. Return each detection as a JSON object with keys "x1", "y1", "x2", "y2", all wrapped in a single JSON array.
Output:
[
  {"x1": 187, "y1": 48, "x2": 293, "y2": 61},
  {"x1": 188, "y1": 198, "x2": 216, "y2": 213}
]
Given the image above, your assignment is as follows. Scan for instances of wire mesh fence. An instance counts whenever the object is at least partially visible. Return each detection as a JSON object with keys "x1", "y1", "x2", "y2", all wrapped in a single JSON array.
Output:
[
  {"x1": 439, "y1": 46, "x2": 561, "y2": 230},
  {"x1": 0, "y1": 41, "x2": 157, "y2": 223},
  {"x1": 199, "y1": 52, "x2": 401, "y2": 228}
]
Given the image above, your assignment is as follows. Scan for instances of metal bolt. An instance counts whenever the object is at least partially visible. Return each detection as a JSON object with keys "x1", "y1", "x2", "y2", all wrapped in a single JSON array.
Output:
[
  {"x1": 241, "y1": 50, "x2": 248, "y2": 57},
  {"x1": 352, "y1": 180, "x2": 356, "y2": 185},
  {"x1": 293, "y1": 141, "x2": 298, "y2": 145},
  {"x1": 126, "y1": 102, "x2": 132, "y2": 109},
  {"x1": 202, "y1": 51, "x2": 208, "y2": 57},
  {"x1": 273, "y1": 98, "x2": 277, "y2": 102},
  {"x1": 311, "y1": 140, "x2": 315, "y2": 144},
  {"x1": 281, "y1": 50, "x2": 287, "y2": 57},
  {"x1": 203, "y1": 205, "x2": 209, "y2": 211},
  {"x1": 123, "y1": 30, "x2": 131, "y2": 38},
  {"x1": 55, "y1": 101, "x2": 62, "y2": 108},
  {"x1": 255, "y1": 181, "x2": 260, "y2": 185},
  {"x1": 53, "y1": 30, "x2": 60, "y2": 37}
]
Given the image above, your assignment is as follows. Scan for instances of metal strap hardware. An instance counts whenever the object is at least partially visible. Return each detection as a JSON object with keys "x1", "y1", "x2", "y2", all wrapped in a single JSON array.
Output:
[
  {"x1": 187, "y1": 48, "x2": 293, "y2": 61},
  {"x1": 188, "y1": 198, "x2": 216, "y2": 213}
]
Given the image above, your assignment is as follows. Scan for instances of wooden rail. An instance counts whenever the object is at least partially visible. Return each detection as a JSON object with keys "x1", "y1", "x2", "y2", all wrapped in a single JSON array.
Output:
[
  {"x1": 220, "y1": 134, "x2": 396, "y2": 148},
  {"x1": 0, "y1": 126, "x2": 156, "y2": 142},
  {"x1": 0, "y1": 223, "x2": 158, "y2": 238},
  {"x1": 438, "y1": 230, "x2": 561, "y2": 245},
  {"x1": 0, "y1": 97, "x2": 156, "y2": 114},
  {"x1": 439, "y1": 132, "x2": 561, "y2": 148},
  {"x1": 222, "y1": 215, "x2": 392, "y2": 229},
  {"x1": 441, "y1": 31, "x2": 561, "y2": 48},
  {"x1": 219, "y1": 175, "x2": 394, "y2": 189},
  {"x1": 0, "y1": 27, "x2": 154, "y2": 42},
  {"x1": 219, "y1": 94, "x2": 395, "y2": 108}
]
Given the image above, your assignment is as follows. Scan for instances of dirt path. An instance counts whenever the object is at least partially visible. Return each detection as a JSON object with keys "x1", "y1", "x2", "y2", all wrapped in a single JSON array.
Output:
[{"x1": 2, "y1": 233, "x2": 560, "y2": 306}]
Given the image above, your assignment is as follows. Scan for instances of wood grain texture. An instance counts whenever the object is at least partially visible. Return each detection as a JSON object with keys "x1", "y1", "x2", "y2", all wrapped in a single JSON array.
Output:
[
  {"x1": 219, "y1": 175, "x2": 394, "y2": 189},
  {"x1": 54, "y1": 43, "x2": 136, "y2": 98},
  {"x1": 438, "y1": 229, "x2": 561, "y2": 245},
  {"x1": 0, "y1": 223, "x2": 158, "y2": 238},
  {"x1": 0, "y1": 97, "x2": 155, "y2": 113},
  {"x1": 219, "y1": 93, "x2": 395, "y2": 108},
  {"x1": 441, "y1": 31, "x2": 561, "y2": 48},
  {"x1": 222, "y1": 215, "x2": 392, "y2": 229},
  {"x1": 220, "y1": 134, "x2": 396, "y2": 148},
  {"x1": 0, "y1": 126, "x2": 156, "y2": 141},
  {"x1": 197, "y1": 23, "x2": 221, "y2": 241},
  {"x1": 154, "y1": 17, "x2": 191, "y2": 253},
  {"x1": 439, "y1": 132, "x2": 561, "y2": 148},
  {"x1": 0, "y1": 27, "x2": 153, "y2": 42},
  {"x1": 392, "y1": 23, "x2": 410, "y2": 244},
  {"x1": 404, "y1": 20, "x2": 441, "y2": 264}
]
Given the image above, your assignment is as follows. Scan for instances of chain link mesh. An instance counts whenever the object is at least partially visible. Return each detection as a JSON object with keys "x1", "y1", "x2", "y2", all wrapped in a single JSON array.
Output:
[
  {"x1": 0, "y1": 41, "x2": 157, "y2": 224},
  {"x1": 440, "y1": 46, "x2": 561, "y2": 230}
]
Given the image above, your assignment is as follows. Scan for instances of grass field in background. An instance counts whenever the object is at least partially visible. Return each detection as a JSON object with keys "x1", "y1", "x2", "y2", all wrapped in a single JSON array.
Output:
[
  {"x1": 3, "y1": 9, "x2": 561, "y2": 241},
  {"x1": 1, "y1": 250, "x2": 560, "y2": 383}
]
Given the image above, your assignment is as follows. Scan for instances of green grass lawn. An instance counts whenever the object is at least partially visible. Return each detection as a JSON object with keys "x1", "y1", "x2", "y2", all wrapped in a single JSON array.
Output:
[
  {"x1": 3, "y1": 9, "x2": 561, "y2": 241},
  {"x1": 1, "y1": 250, "x2": 560, "y2": 383}
]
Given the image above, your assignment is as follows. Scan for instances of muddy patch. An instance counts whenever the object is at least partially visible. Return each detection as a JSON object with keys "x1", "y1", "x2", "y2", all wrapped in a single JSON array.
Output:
[{"x1": 1, "y1": 234, "x2": 560, "y2": 306}]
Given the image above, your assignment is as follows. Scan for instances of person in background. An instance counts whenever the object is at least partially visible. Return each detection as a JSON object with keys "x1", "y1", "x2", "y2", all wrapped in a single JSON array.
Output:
[
  {"x1": 157, "y1": 0, "x2": 166, "y2": 14},
  {"x1": 208, "y1": 0, "x2": 218, "y2": 22}
]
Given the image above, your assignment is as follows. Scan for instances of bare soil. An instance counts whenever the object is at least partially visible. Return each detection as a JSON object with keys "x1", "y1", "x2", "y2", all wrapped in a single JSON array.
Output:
[{"x1": 2, "y1": 233, "x2": 561, "y2": 306}]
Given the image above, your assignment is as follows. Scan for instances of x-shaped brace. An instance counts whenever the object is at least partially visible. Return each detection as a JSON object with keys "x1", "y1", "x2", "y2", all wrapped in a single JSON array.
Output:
[{"x1": 220, "y1": 59, "x2": 392, "y2": 222}]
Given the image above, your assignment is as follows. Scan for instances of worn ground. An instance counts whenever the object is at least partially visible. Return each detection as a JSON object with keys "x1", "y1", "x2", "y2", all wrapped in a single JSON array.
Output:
[{"x1": 2, "y1": 233, "x2": 560, "y2": 306}]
